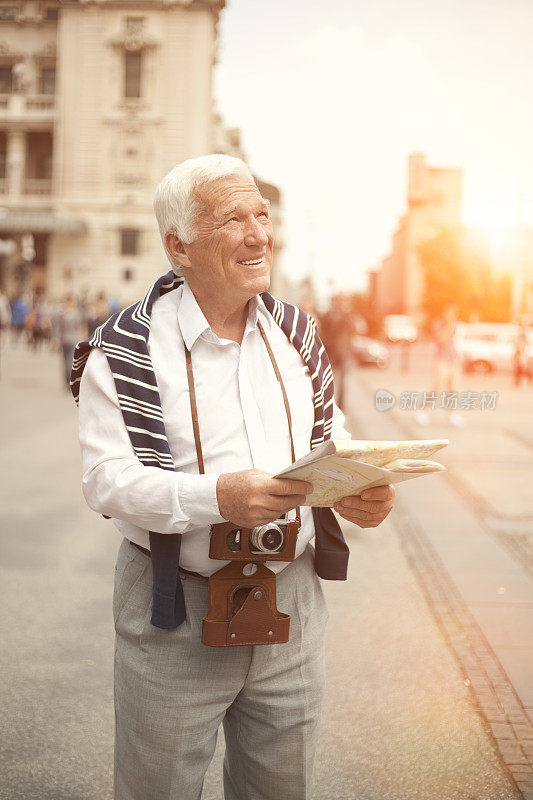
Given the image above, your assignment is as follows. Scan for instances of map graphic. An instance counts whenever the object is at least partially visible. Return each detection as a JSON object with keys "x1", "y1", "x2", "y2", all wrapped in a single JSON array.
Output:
[{"x1": 276, "y1": 439, "x2": 449, "y2": 507}]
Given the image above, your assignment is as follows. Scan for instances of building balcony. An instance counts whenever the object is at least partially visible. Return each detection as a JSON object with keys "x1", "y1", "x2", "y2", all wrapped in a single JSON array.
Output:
[
  {"x1": 0, "y1": 94, "x2": 55, "y2": 125},
  {"x1": 25, "y1": 96, "x2": 55, "y2": 112}
]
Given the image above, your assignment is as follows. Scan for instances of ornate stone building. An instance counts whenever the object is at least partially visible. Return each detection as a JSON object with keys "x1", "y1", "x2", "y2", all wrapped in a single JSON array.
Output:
[{"x1": 0, "y1": 0, "x2": 283, "y2": 306}]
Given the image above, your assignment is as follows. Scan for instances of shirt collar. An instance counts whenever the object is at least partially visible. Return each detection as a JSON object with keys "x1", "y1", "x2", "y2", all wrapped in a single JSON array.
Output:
[
  {"x1": 178, "y1": 281, "x2": 272, "y2": 350},
  {"x1": 247, "y1": 294, "x2": 272, "y2": 336},
  {"x1": 177, "y1": 281, "x2": 211, "y2": 351}
]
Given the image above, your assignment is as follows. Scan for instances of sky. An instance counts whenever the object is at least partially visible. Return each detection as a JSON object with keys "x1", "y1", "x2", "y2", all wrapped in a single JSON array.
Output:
[{"x1": 214, "y1": 0, "x2": 533, "y2": 297}]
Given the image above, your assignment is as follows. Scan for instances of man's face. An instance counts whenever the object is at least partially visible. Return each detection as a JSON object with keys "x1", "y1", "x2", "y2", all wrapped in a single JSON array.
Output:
[{"x1": 179, "y1": 176, "x2": 274, "y2": 304}]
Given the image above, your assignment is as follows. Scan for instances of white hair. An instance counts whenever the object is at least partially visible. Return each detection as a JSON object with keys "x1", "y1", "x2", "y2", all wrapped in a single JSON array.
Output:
[{"x1": 153, "y1": 154, "x2": 253, "y2": 276}]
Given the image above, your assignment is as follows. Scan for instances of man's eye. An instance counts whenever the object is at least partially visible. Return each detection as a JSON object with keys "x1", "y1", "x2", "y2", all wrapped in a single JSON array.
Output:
[{"x1": 258, "y1": 211, "x2": 269, "y2": 218}]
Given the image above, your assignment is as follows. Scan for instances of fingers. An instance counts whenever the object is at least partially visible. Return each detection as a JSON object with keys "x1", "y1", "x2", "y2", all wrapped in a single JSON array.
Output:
[
  {"x1": 360, "y1": 484, "x2": 395, "y2": 502},
  {"x1": 261, "y1": 477, "x2": 311, "y2": 517},
  {"x1": 335, "y1": 511, "x2": 392, "y2": 528},
  {"x1": 264, "y1": 493, "x2": 308, "y2": 514},
  {"x1": 216, "y1": 470, "x2": 311, "y2": 528},
  {"x1": 333, "y1": 484, "x2": 395, "y2": 528},
  {"x1": 335, "y1": 496, "x2": 393, "y2": 515},
  {"x1": 269, "y1": 477, "x2": 313, "y2": 497},
  {"x1": 334, "y1": 505, "x2": 393, "y2": 527}
]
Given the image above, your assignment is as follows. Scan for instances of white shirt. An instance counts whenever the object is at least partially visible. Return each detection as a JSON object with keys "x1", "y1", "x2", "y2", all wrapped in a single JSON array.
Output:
[{"x1": 78, "y1": 281, "x2": 350, "y2": 576}]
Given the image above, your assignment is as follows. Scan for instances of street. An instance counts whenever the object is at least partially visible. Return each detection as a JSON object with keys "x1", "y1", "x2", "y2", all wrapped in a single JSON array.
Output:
[{"x1": 1, "y1": 340, "x2": 532, "y2": 800}]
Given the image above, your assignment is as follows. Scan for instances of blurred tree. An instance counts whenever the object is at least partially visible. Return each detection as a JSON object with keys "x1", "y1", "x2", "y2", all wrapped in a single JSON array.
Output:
[{"x1": 417, "y1": 228, "x2": 512, "y2": 325}]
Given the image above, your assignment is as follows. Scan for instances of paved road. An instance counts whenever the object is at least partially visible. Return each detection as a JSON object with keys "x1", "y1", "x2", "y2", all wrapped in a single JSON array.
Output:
[{"x1": 0, "y1": 341, "x2": 527, "y2": 799}]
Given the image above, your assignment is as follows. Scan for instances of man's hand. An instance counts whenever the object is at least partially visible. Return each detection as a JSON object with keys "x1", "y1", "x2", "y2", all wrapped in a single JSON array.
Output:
[
  {"x1": 216, "y1": 469, "x2": 312, "y2": 528},
  {"x1": 333, "y1": 484, "x2": 395, "y2": 528}
]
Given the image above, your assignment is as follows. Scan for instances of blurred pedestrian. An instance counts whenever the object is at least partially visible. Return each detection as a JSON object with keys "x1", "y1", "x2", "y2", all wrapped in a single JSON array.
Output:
[
  {"x1": 10, "y1": 293, "x2": 30, "y2": 346},
  {"x1": 318, "y1": 294, "x2": 356, "y2": 409},
  {"x1": 87, "y1": 293, "x2": 110, "y2": 337},
  {"x1": 433, "y1": 304, "x2": 464, "y2": 427},
  {"x1": 0, "y1": 288, "x2": 11, "y2": 378},
  {"x1": 27, "y1": 289, "x2": 51, "y2": 351},
  {"x1": 51, "y1": 295, "x2": 86, "y2": 389},
  {"x1": 513, "y1": 320, "x2": 531, "y2": 387},
  {"x1": 109, "y1": 295, "x2": 121, "y2": 315},
  {"x1": 0, "y1": 288, "x2": 11, "y2": 342}
]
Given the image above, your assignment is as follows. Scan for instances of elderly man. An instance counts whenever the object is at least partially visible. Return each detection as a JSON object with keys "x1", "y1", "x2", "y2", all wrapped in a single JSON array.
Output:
[{"x1": 72, "y1": 154, "x2": 394, "y2": 800}]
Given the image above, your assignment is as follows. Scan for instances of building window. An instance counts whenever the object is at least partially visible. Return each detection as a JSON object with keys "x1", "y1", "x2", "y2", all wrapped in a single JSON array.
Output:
[
  {"x1": 121, "y1": 229, "x2": 139, "y2": 255},
  {"x1": 123, "y1": 268, "x2": 134, "y2": 282},
  {"x1": 125, "y1": 16, "x2": 144, "y2": 35},
  {"x1": 0, "y1": 7, "x2": 16, "y2": 20},
  {"x1": 33, "y1": 234, "x2": 48, "y2": 265},
  {"x1": 40, "y1": 68, "x2": 56, "y2": 95},
  {"x1": 0, "y1": 66, "x2": 12, "y2": 93},
  {"x1": 26, "y1": 132, "x2": 53, "y2": 180},
  {"x1": 124, "y1": 51, "x2": 142, "y2": 98},
  {"x1": 44, "y1": 7, "x2": 59, "y2": 20}
]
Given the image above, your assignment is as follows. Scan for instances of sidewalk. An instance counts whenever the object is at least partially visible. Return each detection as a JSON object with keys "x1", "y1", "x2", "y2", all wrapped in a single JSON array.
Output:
[{"x1": 342, "y1": 355, "x2": 533, "y2": 798}]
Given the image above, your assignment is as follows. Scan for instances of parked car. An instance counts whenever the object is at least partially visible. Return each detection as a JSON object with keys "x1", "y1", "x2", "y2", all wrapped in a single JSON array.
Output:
[
  {"x1": 384, "y1": 314, "x2": 418, "y2": 343},
  {"x1": 454, "y1": 322, "x2": 533, "y2": 374},
  {"x1": 352, "y1": 335, "x2": 390, "y2": 368}
]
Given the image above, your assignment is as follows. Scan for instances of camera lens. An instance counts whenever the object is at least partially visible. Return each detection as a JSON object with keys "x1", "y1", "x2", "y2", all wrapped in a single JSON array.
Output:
[
  {"x1": 262, "y1": 529, "x2": 283, "y2": 550},
  {"x1": 250, "y1": 524, "x2": 284, "y2": 553}
]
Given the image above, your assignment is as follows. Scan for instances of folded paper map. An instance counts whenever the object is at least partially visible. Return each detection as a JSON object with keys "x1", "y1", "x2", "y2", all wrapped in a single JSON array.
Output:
[{"x1": 276, "y1": 439, "x2": 449, "y2": 507}]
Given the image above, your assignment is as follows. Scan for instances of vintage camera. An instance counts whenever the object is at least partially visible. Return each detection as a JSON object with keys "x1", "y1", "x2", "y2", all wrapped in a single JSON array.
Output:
[
  {"x1": 203, "y1": 512, "x2": 301, "y2": 647},
  {"x1": 208, "y1": 515, "x2": 298, "y2": 562},
  {"x1": 226, "y1": 517, "x2": 290, "y2": 555}
]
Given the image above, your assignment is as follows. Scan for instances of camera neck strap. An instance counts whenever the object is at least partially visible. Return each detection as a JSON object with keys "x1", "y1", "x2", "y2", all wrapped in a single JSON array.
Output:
[
  {"x1": 256, "y1": 320, "x2": 296, "y2": 465},
  {"x1": 184, "y1": 318, "x2": 299, "y2": 520}
]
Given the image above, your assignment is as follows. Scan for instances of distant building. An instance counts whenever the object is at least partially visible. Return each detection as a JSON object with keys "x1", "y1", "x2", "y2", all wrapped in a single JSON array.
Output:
[
  {"x1": 0, "y1": 0, "x2": 282, "y2": 306},
  {"x1": 376, "y1": 152, "x2": 463, "y2": 321}
]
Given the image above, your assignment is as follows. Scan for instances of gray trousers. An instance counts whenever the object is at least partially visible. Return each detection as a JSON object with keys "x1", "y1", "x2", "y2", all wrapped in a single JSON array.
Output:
[{"x1": 113, "y1": 538, "x2": 329, "y2": 800}]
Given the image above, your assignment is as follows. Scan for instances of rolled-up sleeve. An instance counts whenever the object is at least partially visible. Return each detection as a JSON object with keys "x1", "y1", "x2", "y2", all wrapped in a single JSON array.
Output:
[{"x1": 78, "y1": 348, "x2": 225, "y2": 533}]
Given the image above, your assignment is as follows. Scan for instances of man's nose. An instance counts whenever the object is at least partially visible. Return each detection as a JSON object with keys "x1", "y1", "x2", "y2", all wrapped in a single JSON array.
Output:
[{"x1": 243, "y1": 215, "x2": 269, "y2": 247}]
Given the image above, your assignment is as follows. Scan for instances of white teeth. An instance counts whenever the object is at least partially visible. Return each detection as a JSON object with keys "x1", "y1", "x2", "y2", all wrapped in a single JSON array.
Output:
[{"x1": 239, "y1": 258, "x2": 263, "y2": 265}]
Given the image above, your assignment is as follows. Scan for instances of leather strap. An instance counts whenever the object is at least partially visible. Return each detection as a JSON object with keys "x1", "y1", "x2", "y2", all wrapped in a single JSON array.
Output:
[
  {"x1": 256, "y1": 320, "x2": 296, "y2": 465},
  {"x1": 184, "y1": 320, "x2": 300, "y2": 523},
  {"x1": 185, "y1": 345, "x2": 205, "y2": 475}
]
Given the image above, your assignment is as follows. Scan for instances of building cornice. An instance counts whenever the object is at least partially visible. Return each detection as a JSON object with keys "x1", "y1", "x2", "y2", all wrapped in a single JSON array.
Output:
[{"x1": 59, "y1": 0, "x2": 225, "y2": 10}]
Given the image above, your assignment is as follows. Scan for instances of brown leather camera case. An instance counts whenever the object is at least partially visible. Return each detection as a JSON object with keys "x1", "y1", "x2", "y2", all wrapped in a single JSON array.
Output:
[{"x1": 202, "y1": 561, "x2": 290, "y2": 647}]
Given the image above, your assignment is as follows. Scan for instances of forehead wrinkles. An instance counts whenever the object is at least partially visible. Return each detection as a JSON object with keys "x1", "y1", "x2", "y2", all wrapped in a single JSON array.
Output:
[{"x1": 195, "y1": 179, "x2": 262, "y2": 218}]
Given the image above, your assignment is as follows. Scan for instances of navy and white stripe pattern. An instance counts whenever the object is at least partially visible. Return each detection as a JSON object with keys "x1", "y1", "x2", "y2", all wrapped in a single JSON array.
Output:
[
  {"x1": 260, "y1": 293, "x2": 335, "y2": 447},
  {"x1": 71, "y1": 270, "x2": 348, "y2": 630},
  {"x1": 72, "y1": 271, "x2": 180, "y2": 473},
  {"x1": 71, "y1": 271, "x2": 335, "y2": 453}
]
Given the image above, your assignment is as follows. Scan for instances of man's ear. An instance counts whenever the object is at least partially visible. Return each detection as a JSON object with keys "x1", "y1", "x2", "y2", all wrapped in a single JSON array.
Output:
[{"x1": 165, "y1": 231, "x2": 191, "y2": 270}]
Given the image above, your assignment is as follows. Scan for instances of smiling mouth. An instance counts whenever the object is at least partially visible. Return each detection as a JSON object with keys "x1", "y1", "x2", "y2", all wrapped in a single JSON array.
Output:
[{"x1": 238, "y1": 258, "x2": 264, "y2": 266}]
